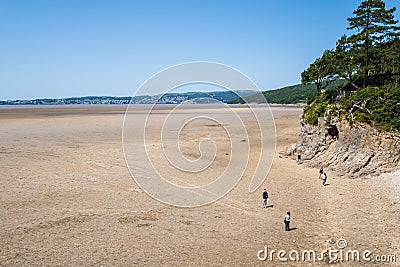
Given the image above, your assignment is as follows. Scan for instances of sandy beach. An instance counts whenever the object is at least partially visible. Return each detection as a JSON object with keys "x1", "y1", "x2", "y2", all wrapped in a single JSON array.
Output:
[{"x1": 0, "y1": 105, "x2": 398, "y2": 266}]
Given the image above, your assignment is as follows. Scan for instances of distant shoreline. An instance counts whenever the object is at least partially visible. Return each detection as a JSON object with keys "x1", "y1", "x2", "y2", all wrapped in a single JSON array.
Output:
[
  {"x1": 0, "y1": 104, "x2": 129, "y2": 110},
  {"x1": 0, "y1": 103, "x2": 305, "y2": 110},
  {"x1": 1, "y1": 85, "x2": 317, "y2": 106}
]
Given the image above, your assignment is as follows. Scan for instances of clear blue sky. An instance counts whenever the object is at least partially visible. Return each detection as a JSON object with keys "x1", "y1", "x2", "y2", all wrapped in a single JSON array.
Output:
[{"x1": 1, "y1": 0, "x2": 399, "y2": 100}]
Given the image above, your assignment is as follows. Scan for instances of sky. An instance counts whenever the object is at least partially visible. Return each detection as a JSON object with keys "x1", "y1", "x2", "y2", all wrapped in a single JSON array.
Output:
[{"x1": 1, "y1": 0, "x2": 399, "y2": 100}]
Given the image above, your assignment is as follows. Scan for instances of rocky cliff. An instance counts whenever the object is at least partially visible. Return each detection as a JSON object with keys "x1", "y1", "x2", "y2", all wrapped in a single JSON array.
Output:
[{"x1": 285, "y1": 115, "x2": 400, "y2": 177}]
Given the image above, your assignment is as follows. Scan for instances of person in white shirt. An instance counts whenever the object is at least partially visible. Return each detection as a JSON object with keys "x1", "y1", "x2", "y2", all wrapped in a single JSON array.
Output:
[
  {"x1": 284, "y1": 212, "x2": 290, "y2": 231},
  {"x1": 319, "y1": 168, "x2": 327, "y2": 186}
]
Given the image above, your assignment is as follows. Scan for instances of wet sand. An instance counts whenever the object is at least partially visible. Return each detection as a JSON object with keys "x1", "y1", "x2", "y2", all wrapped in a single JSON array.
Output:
[{"x1": 0, "y1": 105, "x2": 398, "y2": 266}]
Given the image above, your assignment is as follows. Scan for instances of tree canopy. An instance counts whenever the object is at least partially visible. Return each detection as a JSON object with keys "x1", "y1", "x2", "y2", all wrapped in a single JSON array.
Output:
[
  {"x1": 302, "y1": 0, "x2": 400, "y2": 90},
  {"x1": 301, "y1": 0, "x2": 400, "y2": 131}
]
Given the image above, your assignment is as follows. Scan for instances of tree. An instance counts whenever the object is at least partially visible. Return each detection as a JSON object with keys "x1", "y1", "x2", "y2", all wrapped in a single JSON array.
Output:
[
  {"x1": 347, "y1": 0, "x2": 400, "y2": 88},
  {"x1": 332, "y1": 35, "x2": 361, "y2": 90},
  {"x1": 375, "y1": 37, "x2": 400, "y2": 76},
  {"x1": 301, "y1": 0, "x2": 400, "y2": 130},
  {"x1": 301, "y1": 50, "x2": 335, "y2": 91}
]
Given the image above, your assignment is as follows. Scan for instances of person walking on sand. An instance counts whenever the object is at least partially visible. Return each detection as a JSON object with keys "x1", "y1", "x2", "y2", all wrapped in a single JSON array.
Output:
[
  {"x1": 284, "y1": 212, "x2": 290, "y2": 231},
  {"x1": 319, "y1": 168, "x2": 327, "y2": 186},
  {"x1": 262, "y1": 189, "x2": 268, "y2": 208}
]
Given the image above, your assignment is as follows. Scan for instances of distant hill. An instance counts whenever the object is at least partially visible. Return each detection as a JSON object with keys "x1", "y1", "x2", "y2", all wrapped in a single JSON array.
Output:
[{"x1": 229, "y1": 79, "x2": 346, "y2": 104}]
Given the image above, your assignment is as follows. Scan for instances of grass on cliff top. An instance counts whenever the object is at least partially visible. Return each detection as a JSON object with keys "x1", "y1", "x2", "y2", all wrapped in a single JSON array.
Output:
[
  {"x1": 304, "y1": 84, "x2": 400, "y2": 132},
  {"x1": 338, "y1": 85, "x2": 400, "y2": 131}
]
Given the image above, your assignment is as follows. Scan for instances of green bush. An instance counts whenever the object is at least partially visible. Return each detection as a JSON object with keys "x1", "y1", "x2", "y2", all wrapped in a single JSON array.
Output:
[
  {"x1": 303, "y1": 83, "x2": 400, "y2": 131},
  {"x1": 303, "y1": 90, "x2": 331, "y2": 126},
  {"x1": 338, "y1": 85, "x2": 400, "y2": 131}
]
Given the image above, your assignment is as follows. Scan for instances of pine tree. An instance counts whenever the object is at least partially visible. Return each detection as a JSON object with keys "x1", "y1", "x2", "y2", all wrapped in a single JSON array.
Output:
[
  {"x1": 346, "y1": 0, "x2": 400, "y2": 88},
  {"x1": 301, "y1": 50, "x2": 335, "y2": 91},
  {"x1": 333, "y1": 35, "x2": 361, "y2": 90}
]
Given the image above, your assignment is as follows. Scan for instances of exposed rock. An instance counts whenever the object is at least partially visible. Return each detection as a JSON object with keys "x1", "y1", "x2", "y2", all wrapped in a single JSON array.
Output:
[{"x1": 285, "y1": 115, "x2": 400, "y2": 177}]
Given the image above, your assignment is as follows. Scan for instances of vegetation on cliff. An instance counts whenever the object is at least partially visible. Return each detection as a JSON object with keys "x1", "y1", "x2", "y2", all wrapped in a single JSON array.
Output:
[{"x1": 302, "y1": 0, "x2": 400, "y2": 131}]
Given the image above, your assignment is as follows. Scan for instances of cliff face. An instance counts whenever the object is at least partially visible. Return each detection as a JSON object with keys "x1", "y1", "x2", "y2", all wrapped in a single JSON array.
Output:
[{"x1": 286, "y1": 115, "x2": 400, "y2": 177}]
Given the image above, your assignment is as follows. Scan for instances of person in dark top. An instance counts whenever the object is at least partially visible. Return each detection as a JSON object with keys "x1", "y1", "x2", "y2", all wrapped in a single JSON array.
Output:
[
  {"x1": 262, "y1": 189, "x2": 268, "y2": 208},
  {"x1": 284, "y1": 212, "x2": 291, "y2": 231}
]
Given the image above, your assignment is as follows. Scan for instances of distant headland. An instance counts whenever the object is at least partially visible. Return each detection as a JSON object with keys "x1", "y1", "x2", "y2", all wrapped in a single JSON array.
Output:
[{"x1": 0, "y1": 83, "x2": 331, "y2": 105}]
